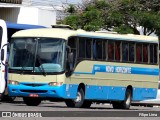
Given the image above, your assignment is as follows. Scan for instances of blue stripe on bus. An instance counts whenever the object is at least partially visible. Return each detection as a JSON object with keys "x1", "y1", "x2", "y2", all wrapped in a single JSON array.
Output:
[
  {"x1": 74, "y1": 65, "x2": 159, "y2": 76},
  {"x1": 77, "y1": 34, "x2": 157, "y2": 43},
  {"x1": 8, "y1": 83, "x2": 157, "y2": 101}
]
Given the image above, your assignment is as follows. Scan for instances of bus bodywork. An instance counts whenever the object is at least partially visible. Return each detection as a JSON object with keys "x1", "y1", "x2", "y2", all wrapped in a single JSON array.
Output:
[{"x1": 7, "y1": 28, "x2": 159, "y2": 109}]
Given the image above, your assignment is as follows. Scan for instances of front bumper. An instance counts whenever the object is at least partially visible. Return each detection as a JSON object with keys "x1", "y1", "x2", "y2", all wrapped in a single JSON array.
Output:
[{"x1": 8, "y1": 83, "x2": 66, "y2": 98}]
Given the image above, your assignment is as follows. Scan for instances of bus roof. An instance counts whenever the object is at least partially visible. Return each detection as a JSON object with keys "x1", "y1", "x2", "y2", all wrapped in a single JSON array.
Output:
[
  {"x1": 6, "y1": 22, "x2": 46, "y2": 29},
  {"x1": 12, "y1": 28, "x2": 158, "y2": 43}
]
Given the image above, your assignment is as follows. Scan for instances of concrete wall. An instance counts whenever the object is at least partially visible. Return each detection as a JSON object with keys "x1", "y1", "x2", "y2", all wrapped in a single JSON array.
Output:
[{"x1": 0, "y1": 7, "x2": 56, "y2": 27}]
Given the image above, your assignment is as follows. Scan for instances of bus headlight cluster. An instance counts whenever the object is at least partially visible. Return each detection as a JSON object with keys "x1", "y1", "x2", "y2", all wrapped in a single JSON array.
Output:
[
  {"x1": 8, "y1": 80, "x2": 19, "y2": 85},
  {"x1": 48, "y1": 82, "x2": 63, "y2": 86}
]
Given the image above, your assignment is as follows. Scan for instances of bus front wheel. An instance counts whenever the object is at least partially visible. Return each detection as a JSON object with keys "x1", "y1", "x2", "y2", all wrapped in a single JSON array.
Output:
[
  {"x1": 65, "y1": 88, "x2": 85, "y2": 108},
  {"x1": 23, "y1": 97, "x2": 41, "y2": 106}
]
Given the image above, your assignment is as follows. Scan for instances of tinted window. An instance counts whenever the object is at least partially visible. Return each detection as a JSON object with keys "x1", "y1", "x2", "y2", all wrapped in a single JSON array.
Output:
[
  {"x1": 86, "y1": 39, "x2": 92, "y2": 58},
  {"x1": 153, "y1": 44, "x2": 157, "y2": 64},
  {"x1": 108, "y1": 41, "x2": 114, "y2": 60},
  {"x1": 143, "y1": 44, "x2": 148, "y2": 63},
  {"x1": 150, "y1": 44, "x2": 154, "y2": 63},
  {"x1": 96, "y1": 40, "x2": 103, "y2": 59},
  {"x1": 122, "y1": 42, "x2": 129, "y2": 61},
  {"x1": 136, "y1": 44, "x2": 142, "y2": 62},
  {"x1": 115, "y1": 41, "x2": 120, "y2": 61},
  {"x1": 79, "y1": 37, "x2": 92, "y2": 59},
  {"x1": 79, "y1": 38, "x2": 86, "y2": 58},
  {"x1": 129, "y1": 43, "x2": 134, "y2": 62}
]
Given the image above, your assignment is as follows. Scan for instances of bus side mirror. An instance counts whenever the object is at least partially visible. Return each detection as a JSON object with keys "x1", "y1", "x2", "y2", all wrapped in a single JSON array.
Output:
[
  {"x1": 1, "y1": 43, "x2": 9, "y2": 66},
  {"x1": 1, "y1": 49, "x2": 4, "y2": 61}
]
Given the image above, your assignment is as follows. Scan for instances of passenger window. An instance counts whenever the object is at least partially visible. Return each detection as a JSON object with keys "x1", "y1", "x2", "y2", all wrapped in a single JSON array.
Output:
[
  {"x1": 108, "y1": 41, "x2": 114, "y2": 61},
  {"x1": 129, "y1": 43, "x2": 134, "y2": 62},
  {"x1": 78, "y1": 37, "x2": 92, "y2": 59},
  {"x1": 115, "y1": 41, "x2": 120, "y2": 61},
  {"x1": 102, "y1": 41, "x2": 106, "y2": 60},
  {"x1": 86, "y1": 39, "x2": 92, "y2": 59},
  {"x1": 150, "y1": 44, "x2": 154, "y2": 63},
  {"x1": 136, "y1": 44, "x2": 142, "y2": 62},
  {"x1": 96, "y1": 40, "x2": 103, "y2": 59},
  {"x1": 68, "y1": 37, "x2": 77, "y2": 67},
  {"x1": 122, "y1": 42, "x2": 129, "y2": 62},
  {"x1": 143, "y1": 44, "x2": 148, "y2": 63},
  {"x1": 153, "y1": 44, "x2": 157, "y2": 64},
  {"x1": 79, "y1": 38, "x2": 86, "y2": 58}
]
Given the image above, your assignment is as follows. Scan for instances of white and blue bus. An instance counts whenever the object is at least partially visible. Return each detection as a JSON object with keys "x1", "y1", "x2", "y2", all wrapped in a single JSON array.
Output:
[
  {"x1": 5, "y1": 28, "x2": 159, "y2": 109},
  {"x1": 0, "y1": 19, "x2": 45, "y2": 100}
]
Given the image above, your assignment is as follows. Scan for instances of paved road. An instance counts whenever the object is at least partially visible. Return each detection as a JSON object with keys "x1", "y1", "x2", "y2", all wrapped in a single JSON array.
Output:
[{"x1": 0, "y1": 98, "x2": 160, "y2": 120}]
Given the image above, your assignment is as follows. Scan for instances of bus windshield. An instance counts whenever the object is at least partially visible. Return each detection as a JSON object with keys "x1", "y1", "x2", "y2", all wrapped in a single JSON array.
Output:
[{"x1": 9, "y1": 38, "x2": 65, "y2": 74}]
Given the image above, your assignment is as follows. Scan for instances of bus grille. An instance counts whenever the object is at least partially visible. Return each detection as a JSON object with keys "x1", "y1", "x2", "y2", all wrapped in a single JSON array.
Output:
[
  {"x1": 20, "y1": 90, "x2": 47, "y2": 93},
  {"x1": 22, "y1": 83, "x2": 44, "y2": 87}
]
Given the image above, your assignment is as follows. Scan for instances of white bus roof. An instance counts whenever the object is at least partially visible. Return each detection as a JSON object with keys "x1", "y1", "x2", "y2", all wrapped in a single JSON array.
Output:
[{"x1": 12, "y1": 28, "x2": 158, "y2": 43}]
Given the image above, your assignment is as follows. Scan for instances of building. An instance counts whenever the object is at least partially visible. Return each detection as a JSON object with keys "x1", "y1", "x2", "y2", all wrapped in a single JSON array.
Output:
[{"x1": 0, "y1": 0, "x2": 56, "y2": 27}]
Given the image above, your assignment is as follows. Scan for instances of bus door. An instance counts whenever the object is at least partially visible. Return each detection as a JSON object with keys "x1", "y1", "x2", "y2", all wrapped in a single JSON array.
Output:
[{"x1": 0, "y1": 19, "x2": 7, "y2": 96}]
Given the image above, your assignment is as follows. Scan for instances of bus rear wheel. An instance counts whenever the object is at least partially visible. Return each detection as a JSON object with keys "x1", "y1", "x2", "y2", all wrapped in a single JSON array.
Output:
[
  {"x1": 23, "y1": 97, "x2": 41, "y2": 106},
  {"x1": 65, "y1": 88, "x2": 85, "y2": 108},
  {"x1": 112, "y1": 89, "x2": 132, "y2": 109}
]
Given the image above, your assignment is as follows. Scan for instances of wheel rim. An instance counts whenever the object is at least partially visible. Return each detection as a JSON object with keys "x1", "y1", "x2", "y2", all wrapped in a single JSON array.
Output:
[
  {"x1": 126, "y1": 91, "x2": 131, "y2": 105},
  {"x1": 74, "y1": 91, "x2": 81, "y2": 103}
]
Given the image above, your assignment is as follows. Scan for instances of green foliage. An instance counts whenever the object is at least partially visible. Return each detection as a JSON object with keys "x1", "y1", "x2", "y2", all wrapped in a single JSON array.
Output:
[
  {"x1": 62, "y1": 0, "x2": 160, "y2": 37},
  {"x1": 63, "y1": 15, "x2": 79, "y2": 29}
]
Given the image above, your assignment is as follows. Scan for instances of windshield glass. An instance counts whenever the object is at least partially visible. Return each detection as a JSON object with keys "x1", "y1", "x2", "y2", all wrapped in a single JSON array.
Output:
[{"x1": 9, "y1": 38, "x2": 65, "y2": 73}]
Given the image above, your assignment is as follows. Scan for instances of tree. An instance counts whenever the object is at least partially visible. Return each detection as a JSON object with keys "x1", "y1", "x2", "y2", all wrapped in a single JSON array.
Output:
[{"x1": 62, "y1": 0, "x2": 160, "y2": 37}]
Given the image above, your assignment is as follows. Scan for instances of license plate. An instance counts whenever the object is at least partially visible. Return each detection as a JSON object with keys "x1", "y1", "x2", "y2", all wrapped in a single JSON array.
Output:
[{"x1": 29, "y1": 94, "x2": 39, "y2": 97}]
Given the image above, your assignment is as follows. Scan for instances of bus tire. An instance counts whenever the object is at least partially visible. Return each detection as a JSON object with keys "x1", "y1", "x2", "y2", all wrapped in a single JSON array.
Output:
[
  {"x1": 65, "y1": 88, "x2": 84, "y2": 108},
  {"x1": 23, "y1": 97, "x2": 41, "y2": 106},
  {"x1": 112, "y1": 89, "x2": 132, "y2": 109},
  {"x1": 121, "y1": 89, "x2": 132, "y2": 109},
  {"x1": 81, "y1": 100, "x2": 92, "y2": 108},
  {"x1": 1, "y1": 96, "x2": 16, "y2": 103},
  {"x1": 0, "y1": 93, "x2": 4, "y2": 101}
]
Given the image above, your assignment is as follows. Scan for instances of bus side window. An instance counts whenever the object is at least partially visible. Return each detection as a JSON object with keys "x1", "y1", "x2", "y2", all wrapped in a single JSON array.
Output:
[
  {"x1": 150, "y1": 44, "x2": 154, "y2": 63},
  {"x1": 79, "y1": 38, "x2": 85, "y2": 58},
  {"x1": 143, "y1": 44, "x2": 148, "y2": 63},
  {"x1": 108, "y1": 41, "x2": 114, "y2": 61},
  {"x1": 122, "y1": 42, "x2": 129, "y2": 62},
  {"x1": 86, "y1": 39, "x2": 92, "y2": 59},
  {"x1": 93, "y1": 40, "x2": 96, "y2": 59},
  {"x1": 96, "y1": 39, "x2": 103, "y2": 60},
  {"x1": 102, "y1": 40, "x2": 106, "y2": 60},
  {"x1": 115, "y1": 41, "x2": 120, "y2": 61},
  {"x1": 136, "y1": 44, "x2": 142, "y2": 63},
  {"x1": 68, "y1": 37, "x2": 77, "y2": 67},
  {"x1": 129, "y1": 43, "x2": 134, "y2": 62},
  {"x1": 153, "y1": 44, "x2": 157, "y2": 64}
]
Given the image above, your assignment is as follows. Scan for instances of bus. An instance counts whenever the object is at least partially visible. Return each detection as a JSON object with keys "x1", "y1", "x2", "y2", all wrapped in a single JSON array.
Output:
[
  {"x1": 4, "y1": 28, "x2": 159, "y2": 109},
  {"x1": 0, "y1": 19, "x2": 45, "y2": 100}
]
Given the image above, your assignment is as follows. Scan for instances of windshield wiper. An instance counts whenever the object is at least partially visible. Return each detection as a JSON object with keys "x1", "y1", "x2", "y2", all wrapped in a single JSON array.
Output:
[{"x1": 37, "y1": 55, "x2": 47, "y2": 76}]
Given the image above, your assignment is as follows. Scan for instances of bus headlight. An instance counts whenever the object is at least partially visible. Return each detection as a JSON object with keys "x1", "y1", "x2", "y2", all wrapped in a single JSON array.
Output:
[
  {"x1": 48, "y1": 82, "x2": 63, "y2": 86},
  {"x1": 8, "y1": 80, "x2": 19, "y2": 85}
]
